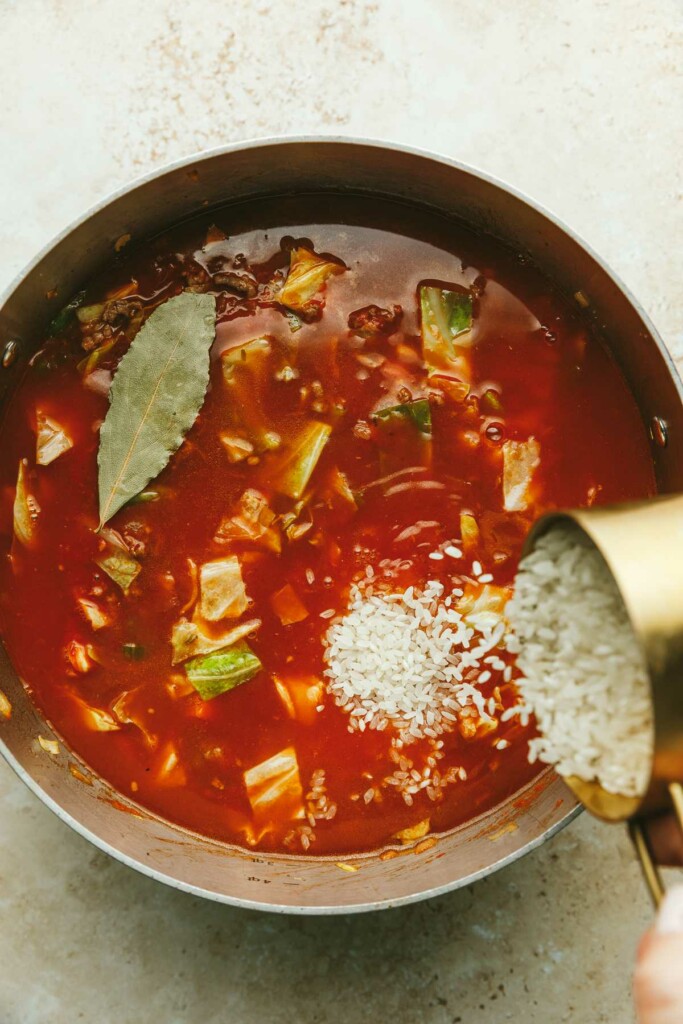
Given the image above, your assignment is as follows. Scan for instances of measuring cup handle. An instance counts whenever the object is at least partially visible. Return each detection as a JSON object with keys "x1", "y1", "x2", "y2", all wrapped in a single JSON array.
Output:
[{"x1": 629, "y1": 782, "x2": 683, "y2": 907}]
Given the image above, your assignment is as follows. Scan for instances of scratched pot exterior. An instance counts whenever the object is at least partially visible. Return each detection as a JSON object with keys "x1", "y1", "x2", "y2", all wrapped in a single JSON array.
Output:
[{"x1": 0, "y1": 138, "x2": 681, "y2": 913}]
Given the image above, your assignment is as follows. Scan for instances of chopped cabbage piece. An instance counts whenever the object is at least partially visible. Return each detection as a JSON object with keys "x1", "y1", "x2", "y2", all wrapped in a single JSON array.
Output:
[
  {"x1": 77, "y1": 597, "x2": 110, "y2": 631},
  {"x1": 95, "y1": 534, "x2": 141, "y2": 594},
  {"x1": 420, "y1": 284, "x2": 473, "y2": 379},
  {"x1": 244, "y1": 746, "x2": 305, "y2": 823},
  {"x1": 270, "y1": 584, "x2": 309, "y2": 625},
  {"x1": 185, "y1": 641, "x2": 262, "y2": 700},
  {"x1": 73, "y1": 697, "x2": 121, "y2": 732},
  {"x1": 277, "y1": 247, "x2": 345, "y2": 321},
  {"x1": 13, "y1": 460, "x2": 40, "y2": 547},
  {"x1": 199, "y1": 556, "x2": 248, "y2": 621},
  {"x1": 269, "y1": 420, "x2": 332, "y2": 500},
  {"x1": 214, "y1": 489, "x2": 281, "y2": 553},
  {"x1": 273, "y1": 675, "x2": 323, "y2": 726},
  {"x1": 221, "y1": 338, "x2": 280, "y2": 452},
  {"x1": 373, "y1": 398, "x2": 432, "y2": 435},
  {"x1": 170, "y1": 616, "x2": 262, "y2": 665},
  {"x1": 502, "y1": 437, "x2": 540, "y2": 511},
  {"x1": 373, "y1": 399, "x2": 432, "y2": 474},
  {"x1": 35, "y1": 412, "x2": 73, "y2": 466}
]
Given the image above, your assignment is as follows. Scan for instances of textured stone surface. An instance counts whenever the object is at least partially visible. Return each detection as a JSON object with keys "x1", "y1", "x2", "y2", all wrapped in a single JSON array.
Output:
[{"x1": 0, "y1": 1, "x2": 681, "y2": 1021}]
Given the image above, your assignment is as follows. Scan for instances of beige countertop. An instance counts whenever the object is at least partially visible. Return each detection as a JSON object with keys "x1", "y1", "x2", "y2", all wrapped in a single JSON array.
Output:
[{"x1": 1, "y1": 2, "x2": 682, "y2": 1021}]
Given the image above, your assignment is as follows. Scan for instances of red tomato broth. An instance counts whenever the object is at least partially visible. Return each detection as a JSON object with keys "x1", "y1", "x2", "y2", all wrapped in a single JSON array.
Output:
[{"x1": 0, "y1": 196, "x2": 656, "y2": 855}]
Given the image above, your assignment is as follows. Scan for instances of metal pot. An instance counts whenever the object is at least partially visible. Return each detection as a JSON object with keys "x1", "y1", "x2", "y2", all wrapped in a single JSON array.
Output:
[{"x1": 1, "y1": 138, "x2": 680, "y2": 913}]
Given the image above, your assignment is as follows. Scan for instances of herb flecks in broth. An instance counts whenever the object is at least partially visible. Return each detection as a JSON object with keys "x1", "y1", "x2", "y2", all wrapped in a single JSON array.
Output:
[{"x1": 0, "y1": 197, "x2": 656, "y2": 856}]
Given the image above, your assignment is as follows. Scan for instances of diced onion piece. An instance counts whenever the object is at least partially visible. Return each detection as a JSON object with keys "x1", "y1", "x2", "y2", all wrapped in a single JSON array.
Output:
[
  {"x1": 35, "y1": 412, "x2": 73, "y2": 466},
  {"x1": 65, "y1": 639, "x2": 96, "y2": 674},
  {"x1": 199, "y1": 556, "x2": 248, "y2": 621},
  {"x1": 170, "y1": 616, "x2": 261, "y2": 666},
  {"x1": 277, "y1": 247, "x2": 345, "y2": 321},
  {"x1": 460, "y1": 511, "x2": 480, "y2": 553},
  {"x1": 270, "y1": 584, "x2": 309, "y2": 625},
  {"x1": 77, "y1": 597, "x2": 110, "y2": 631},
  {"x1": 0, "y1": 689, "x2": 12, "y2": 720},
  {"x1": 13, "y1": 460, "x2": 40, "y2": 547},
  {"x1": 214, "y1": 489, "x2": 281, "y2": 553},
  {"x1": 154, "y1": 741, "x2": 187, "y2": 786},
  {"x1": 270, "y1": 420, "x2": 332, "y2": 500},
  {"x1": 222, "y1": 336, "x2": 271, "y2": 373},
  {"x1": 220, "y1": 432, "x2": 254, "y2": 463},
  {"x1": 76, "y1": 701, "x2": 121, "y2": 732},
  {"x1": 111, "y1": 690, "x2": 157, "y2": 747},
  {"x1": 280, "y1": 500, "x2": 313, "y2": 543},
  {"x1": 394, "y1": 818, "x2": 430, "y2": 844},
  {"x1": 184, "y1": 642, "x2": 262, "y2": 700},
  {"x1": 458, "y1": 709, "x2": 498, "y2": 740},
  {"x1": 164, "y1": 674, "x2": 196, "y2": 700},
  {"x1": 244, "y1": 746, "x2": 305, "y2": 823},
  {"x1": 502, "y1": 437, "x2": 540, "y2": 511},
  {"x1": 38, "y1": 735, "x2": 60, "y2": 755},
  {"x1": 457, "y1": 581, "x2": 510, "y2": 621},
  {"x1": 273, "y1": 675, "x2": 323, "y2": 726},
  {"x1": 273, "y1": 677, "x2": 296, "y2": 718}
]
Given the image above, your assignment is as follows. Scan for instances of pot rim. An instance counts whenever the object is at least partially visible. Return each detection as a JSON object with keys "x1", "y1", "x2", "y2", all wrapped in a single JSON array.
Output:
[
  {"x1": 0, "y1": 133, "x2": 674, "y2": 913},
  {"x1": 1, "y1": 134, "x2": 678, "y2": 398}
]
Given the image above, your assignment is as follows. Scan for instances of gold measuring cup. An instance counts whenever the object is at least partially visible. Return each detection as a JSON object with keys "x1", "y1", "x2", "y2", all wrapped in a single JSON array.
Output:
[{"x1": 524, "y1": 495, "x2": 683, "y2": 906}]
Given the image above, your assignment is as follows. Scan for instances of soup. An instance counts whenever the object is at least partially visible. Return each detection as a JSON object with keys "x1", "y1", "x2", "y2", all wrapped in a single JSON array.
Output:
[{"x1": 0, "y1": 196, "x2": 655, "y2": 855}]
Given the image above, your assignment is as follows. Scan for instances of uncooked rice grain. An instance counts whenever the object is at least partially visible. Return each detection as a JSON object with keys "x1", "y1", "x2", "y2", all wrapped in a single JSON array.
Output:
[
  {"x1": 507, "y1": 524, "x2": 654, "y2": 797},
  {"x1": 323, "y1": 574, "x2": 508, "y2": 742}
]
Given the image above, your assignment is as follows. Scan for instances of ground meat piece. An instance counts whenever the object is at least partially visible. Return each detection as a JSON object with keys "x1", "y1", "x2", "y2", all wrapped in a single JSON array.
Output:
[
  {"x1": 80, "y1": 296, "x2": 142, "y2": 351},
  {"x1": 121, "y1": 521, "x2": 151, "y2": 558},
  {"x1": 81, "y1": 324, "x2": 115, "y2": 352},
  {"x1": 347, "y1": 304, "x2": 402, "y2": 337},
  {"x1": 181, "y1": 261, "x2": 212, "y2": 293},
  {"x1": 353, "y1": 419, "x2": 373, "y2": 440},
  {"x1": 213, "y1": 271, "x2": 258, "y2": 297},
  {"x1": 102, "y1": 297, "x2": 142, "y2": 326}
]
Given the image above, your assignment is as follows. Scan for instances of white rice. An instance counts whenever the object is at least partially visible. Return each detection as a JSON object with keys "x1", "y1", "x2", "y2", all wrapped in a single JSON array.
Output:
[
  {"x1": 507, "y1": 524, "x2": 653, "y2": 797},
  {"x1": 322, "y1": 576, "x2": 507, "y2": 743}
]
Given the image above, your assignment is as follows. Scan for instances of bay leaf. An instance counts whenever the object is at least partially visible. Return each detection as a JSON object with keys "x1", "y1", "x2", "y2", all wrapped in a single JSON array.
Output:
[{"x1": 97, "y1": 292, "x2": 216, "y2": 527}]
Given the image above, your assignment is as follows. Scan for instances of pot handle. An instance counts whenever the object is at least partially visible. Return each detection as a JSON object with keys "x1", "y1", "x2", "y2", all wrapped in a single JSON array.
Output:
[{"x1": 629, "y1": 782, "x2": 683, "y2": 906}]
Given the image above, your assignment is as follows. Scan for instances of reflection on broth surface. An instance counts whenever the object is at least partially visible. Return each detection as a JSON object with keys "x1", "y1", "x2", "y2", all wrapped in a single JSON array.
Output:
[{"x1": 0, "y1": 196, "x2": 655, "y2": 854}]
